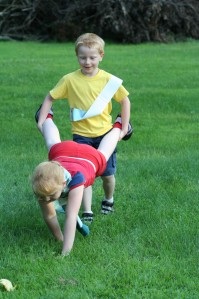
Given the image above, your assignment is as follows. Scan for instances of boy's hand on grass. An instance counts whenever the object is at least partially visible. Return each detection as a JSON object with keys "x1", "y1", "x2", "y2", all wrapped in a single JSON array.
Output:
[
  {"x1": 61, "y1": 250, "x2": 70, "y2": 257},
  {"x1": 54, "y1": 253, "x2": 70, "y2": 260}
]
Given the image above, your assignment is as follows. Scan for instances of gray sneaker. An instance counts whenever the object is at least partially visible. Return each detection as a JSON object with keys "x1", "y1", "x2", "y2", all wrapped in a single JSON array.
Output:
[
  {"x1": 81, "y1": 212, "x2": 94, "y2": 224},
  {"x1": 35, "y1": 104, "x2": 53, "y2": 123},
  {"x1": 114, "y1": 114, "x2": 133, "y2": 141},
  {"x1": 101, "y1": 200, "x2": 114, "y2": 214}
]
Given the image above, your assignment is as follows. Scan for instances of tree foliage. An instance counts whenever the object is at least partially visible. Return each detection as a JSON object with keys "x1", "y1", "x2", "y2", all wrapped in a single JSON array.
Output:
[{"x1": 0, "y1": 0, "x2": 199, "y2": 43}]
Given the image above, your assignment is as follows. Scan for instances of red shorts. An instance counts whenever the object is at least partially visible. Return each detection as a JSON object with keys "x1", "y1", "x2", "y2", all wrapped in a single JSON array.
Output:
[{"x1": 49, "y1": 141, "x2": 107, "y2": 177}]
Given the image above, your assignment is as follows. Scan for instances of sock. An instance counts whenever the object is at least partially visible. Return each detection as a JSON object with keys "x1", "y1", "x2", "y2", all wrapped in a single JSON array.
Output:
[
  {"x1": 83, "y1": 210, "x2": 93, "y2": 214},
  {"x1": 104, "y1": 197, "x2": 114, "y2": 203},
  {"x1": 47, "y1": 114, "x2": 53, "y2": 120},
  {"x1": 113, "y1": 122, "x2": 122, "y2": 129}
]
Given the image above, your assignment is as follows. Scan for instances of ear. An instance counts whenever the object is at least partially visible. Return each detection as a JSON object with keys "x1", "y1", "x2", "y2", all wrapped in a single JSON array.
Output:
[
  {"x1": 63, "y1": 181, "x2": 66, "y2": 187},
  {"x1": 100, "y1": 52, "x2": 104, "y2": 61}
]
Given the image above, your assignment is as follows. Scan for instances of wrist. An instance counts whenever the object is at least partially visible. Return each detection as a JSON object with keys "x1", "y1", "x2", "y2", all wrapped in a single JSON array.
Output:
[{"x1": 37, "y1": 123, "x2": 43, "y2": 132}]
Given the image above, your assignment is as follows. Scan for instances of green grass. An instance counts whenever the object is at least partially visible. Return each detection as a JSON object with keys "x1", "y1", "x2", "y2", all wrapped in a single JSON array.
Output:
[{"x1": 0, "y1": 40, "x2": 198, "y2": 298}]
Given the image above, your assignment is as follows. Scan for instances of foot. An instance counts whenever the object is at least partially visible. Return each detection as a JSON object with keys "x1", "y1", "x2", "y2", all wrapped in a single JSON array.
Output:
[
  {"x1": 35, "y1": 104, "x2": 54, "y2": 123},
  {"x1": 114, "y1": 114, "x2": 133, "y2": 141},
  {"x1": 81, "y1": 212, "x2": 94, "y2": 224},
  {"x1": 101, "y1": 200, "x2": 114, "y2": 215},
  {"x1": 76, "y1": 217, "x2": 90, "y2": 236}
]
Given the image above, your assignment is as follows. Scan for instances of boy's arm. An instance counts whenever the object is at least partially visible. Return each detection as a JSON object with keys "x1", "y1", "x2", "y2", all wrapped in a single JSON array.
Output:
[
  {"x1": 62, "y1": 185, "x2": 84, "y2": 256},
  {"x1": 119, "y1": 96, "x2": 131, "y2": 141},
  {"x1": 37, "y1": 93, "x2": 54, "y2": 133},
  {"x1": 38, "y1": 200, "x2": 63, "y2": 241}
]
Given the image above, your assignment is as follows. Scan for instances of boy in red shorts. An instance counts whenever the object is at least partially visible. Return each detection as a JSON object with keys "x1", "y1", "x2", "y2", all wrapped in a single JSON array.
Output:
[{"x1": 32, "y1": 115, "x2": 132, "y2": 256}]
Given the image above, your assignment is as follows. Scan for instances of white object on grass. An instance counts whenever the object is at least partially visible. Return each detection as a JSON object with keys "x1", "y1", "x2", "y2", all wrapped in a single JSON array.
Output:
[{"x1": 0, "y1": 279, "x2": 15, "y2": 291}]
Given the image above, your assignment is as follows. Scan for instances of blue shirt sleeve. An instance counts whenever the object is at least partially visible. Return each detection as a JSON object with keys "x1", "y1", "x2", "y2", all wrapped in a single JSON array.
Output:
[
  {"x1": 59, "y1": 171, "x2": 85, "y2": 199},
  {"x1": 68, "y1": 171, "x2": 86, "y2": 189}
]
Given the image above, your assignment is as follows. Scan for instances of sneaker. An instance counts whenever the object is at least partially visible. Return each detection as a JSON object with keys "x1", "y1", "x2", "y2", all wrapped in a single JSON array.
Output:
[
  {"x1": 114, "y1": 114, "x2": 133, "y2": 141},
  {"x1": 76, "y1": 216, "x2": 90, "y2": 236},
  {"x1": 101, "y1": 200, "x2": 114, "y2": 215},
  {"x1": 35, "y1": 104, "x2": 54, "y2": 123},
  {"x1": 81, "y1": 212, "x2": 93, "y2": 224}
]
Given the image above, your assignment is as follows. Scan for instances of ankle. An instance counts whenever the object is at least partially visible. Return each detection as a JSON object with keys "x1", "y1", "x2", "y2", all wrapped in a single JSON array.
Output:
[
  {"x1": 113, "y1": 122, "x2": 122, "y2": 129},
  {"x1": 103, "y1": 197, "x2": 114, "y2": 203}
]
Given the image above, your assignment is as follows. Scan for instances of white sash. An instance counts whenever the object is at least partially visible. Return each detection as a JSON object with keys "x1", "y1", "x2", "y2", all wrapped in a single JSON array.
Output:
[{"x1": 70, "y1": 75, "x2": 123, "y2": 121}]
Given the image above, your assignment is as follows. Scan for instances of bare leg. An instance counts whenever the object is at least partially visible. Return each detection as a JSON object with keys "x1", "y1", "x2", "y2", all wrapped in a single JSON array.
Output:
[
  {"x1": 82, "y1": 186, "x2": 92, "y2": 212},
  {"x1": 82, "y1": 129, "x2": 120, "y2": 222},
  {"x1": 97, "y1": 128, "x2": 120, "y2": 161},
  {"x1": 101, "y1": 175, "x2": 115, "y2": 199},
  {"x1": 42, "y1": 118, "x2": 61, "y2": 151}
]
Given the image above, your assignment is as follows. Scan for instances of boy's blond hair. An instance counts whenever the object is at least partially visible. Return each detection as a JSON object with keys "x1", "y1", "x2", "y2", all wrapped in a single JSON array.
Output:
[
  {"x1": 32, "y1": 161, "x2": 64, "y2": 199},
  {"x1": 75, "y1": 33, "x2": 105, "y2": 55}
]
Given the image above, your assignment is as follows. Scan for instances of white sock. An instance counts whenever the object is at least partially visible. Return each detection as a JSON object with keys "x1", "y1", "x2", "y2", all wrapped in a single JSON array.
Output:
[
  {"x1": 83, "y1": 210, "x2": 93, "y2": 214},
  {"x1": 104, "y1": 197, "x2": 114, "y2": 203}
]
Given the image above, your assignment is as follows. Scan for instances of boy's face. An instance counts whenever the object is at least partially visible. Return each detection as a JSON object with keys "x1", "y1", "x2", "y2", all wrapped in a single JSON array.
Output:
[
  {"x1": 77, "y1": 46, "x2": 104, "y2": 77},
  {"x1": 42, "y1": 183, "x2": 66, "y2": 202}
]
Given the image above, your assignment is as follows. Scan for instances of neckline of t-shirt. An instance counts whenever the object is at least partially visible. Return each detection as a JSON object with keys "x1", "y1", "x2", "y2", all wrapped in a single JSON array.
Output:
[{"x1": 78, "y1": 69, "x2": 104, "y2": 80}]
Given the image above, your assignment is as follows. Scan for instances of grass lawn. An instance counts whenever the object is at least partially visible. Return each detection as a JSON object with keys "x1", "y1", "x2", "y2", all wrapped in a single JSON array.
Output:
[{"x1": 0, "y1": 39, "x2": 198, "y2": 298}]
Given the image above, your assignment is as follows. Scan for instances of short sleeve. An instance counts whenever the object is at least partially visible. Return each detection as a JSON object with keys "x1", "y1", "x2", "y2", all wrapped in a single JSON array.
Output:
[
  {"x1": 113, "y1": 84, "x2": 129, "y2": 102},
  {"x1": 50, "y1": 75, "x2": 68, "y2": 100},
  {"x1": 68, "y1": 172, "x2": 86, "y2": 190}
]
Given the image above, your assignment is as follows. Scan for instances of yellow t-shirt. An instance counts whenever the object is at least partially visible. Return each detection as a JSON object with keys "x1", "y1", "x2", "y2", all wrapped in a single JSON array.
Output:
[{"x1": 50, "y1": 69, "x2": 129, "y2": 137}]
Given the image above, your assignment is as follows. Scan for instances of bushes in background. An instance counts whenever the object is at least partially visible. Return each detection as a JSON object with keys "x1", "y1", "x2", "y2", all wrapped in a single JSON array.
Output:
[{"x1": 0, "y1": 0, "x2": 199, "y2": 43}]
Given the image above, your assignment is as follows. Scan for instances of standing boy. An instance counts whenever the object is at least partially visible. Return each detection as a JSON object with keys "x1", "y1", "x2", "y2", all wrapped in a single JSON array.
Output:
[{"x1": 36, "y1": 33, "x2": 131, "y2": 223}]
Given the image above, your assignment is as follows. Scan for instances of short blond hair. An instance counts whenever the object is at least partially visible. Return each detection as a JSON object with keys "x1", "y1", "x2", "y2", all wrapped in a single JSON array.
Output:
[
  {"x1": 32, "y1": 161, "x2": 64, "y2": 199},
  {"x1": 75, "y1": 33, "x2": 105, "y2": 55}
]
